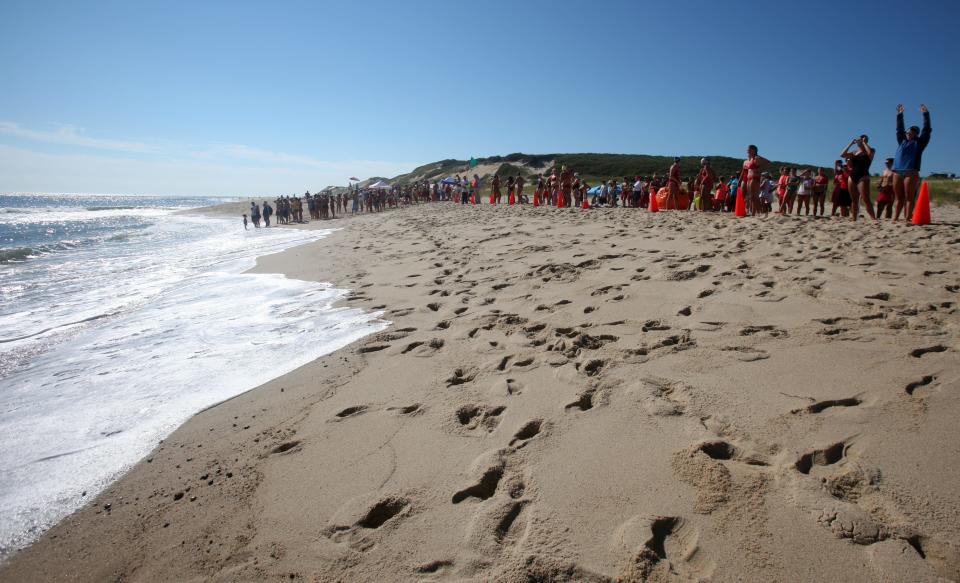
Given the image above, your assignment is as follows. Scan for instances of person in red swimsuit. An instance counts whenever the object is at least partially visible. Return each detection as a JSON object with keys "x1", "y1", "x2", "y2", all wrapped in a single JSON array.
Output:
[
  {"x1": 775, "y1": 167, "x2": 789, "y2": 214},
  {"x1": 740, "y1": 145, "x2": 770, "y2": 216},
  {"x1": 667, "y1": 157, "x2": 681, "y2": 210},
  {"x1": 713, "y1": 178, "x2": 728, "y2": 211}
]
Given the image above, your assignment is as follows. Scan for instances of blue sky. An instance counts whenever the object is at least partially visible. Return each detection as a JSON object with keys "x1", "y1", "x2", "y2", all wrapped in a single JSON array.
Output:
[{"x1": 1, "y1": 0, "x2": 957, "y2": 195}]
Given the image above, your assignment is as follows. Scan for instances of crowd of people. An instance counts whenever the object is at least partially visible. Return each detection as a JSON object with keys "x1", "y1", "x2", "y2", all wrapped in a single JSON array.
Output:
[
  {"x1": 242, "y1": 104, "x2": 933, "y2": 230},
  {"x1": 242, "y1": 187, "x2": 411, "y2": 229}
]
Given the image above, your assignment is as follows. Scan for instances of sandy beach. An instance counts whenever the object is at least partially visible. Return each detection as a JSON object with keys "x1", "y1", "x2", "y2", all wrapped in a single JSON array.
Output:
[{"x1": 2, "y1": 202, "x2": 959, "y2": 582}]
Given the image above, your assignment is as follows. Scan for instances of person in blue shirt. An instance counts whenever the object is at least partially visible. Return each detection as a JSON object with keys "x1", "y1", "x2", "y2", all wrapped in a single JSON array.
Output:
[
  {"x1": 726, "y1": 175, "x2": 739, "y2": 213},
  {"x1": 892, "y1": 103, "x2": 931, "y2": 222}
]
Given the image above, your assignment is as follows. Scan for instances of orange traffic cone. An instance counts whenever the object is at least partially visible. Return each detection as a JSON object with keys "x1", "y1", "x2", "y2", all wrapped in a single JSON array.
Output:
[
  {"x1": 649, "y1": 188, "x2": 659, "y2": 213},
  {"x1": 509, "y1": 193, "x2": 515, "y2": 205},
  {"x1": 533, "y1": 193, "x2": 539, "y2": 207},
  {"x1": 557, "y1": 193, "x2": 564, "y2": 208},
  {"x1": 582, "y1": 196, "x2": 589, "y2": 209},
  {"x1": 489, "y1": 194, "x2": 495, "y2": 205},
  {"x1": 734, "y1": 185, "x2": 747, "y2": 217},
  {"x1": 912, "y1": 181, "x2": 931, "y2": 225}
]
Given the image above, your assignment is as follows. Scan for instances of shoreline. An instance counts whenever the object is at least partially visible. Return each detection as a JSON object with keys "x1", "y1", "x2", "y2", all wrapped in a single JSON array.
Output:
[
  {"x1": 0, "y1": 203, "x2": 385, "y2": 563},
  {"x1": 2, "y1": 203, "x2": 959, "y2": 582}
]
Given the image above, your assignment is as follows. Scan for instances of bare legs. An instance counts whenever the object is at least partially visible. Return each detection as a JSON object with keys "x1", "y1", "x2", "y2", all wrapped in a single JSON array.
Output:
[
  {"x1": 667, "y1": 182, "x2": 678, "y2": 210},
  {"x1": 851, "y1": 177, "x2": 877, "y2": 221},
  {"x1": 747, "y1": 179, "x2": 761, "y2": 215}
]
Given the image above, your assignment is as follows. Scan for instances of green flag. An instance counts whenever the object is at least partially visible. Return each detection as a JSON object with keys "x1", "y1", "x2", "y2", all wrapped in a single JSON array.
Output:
[{"x1": 469, "y1": 157, "x2": 477, "y2": 168}]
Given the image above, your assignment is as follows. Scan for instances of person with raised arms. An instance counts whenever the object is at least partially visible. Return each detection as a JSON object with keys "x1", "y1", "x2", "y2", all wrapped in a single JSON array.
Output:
[
  {"x1": 892, "y1": 103, "x2": 932, "y2": 222},
  {"x1": 840, "y1": 134, "x2": 877, "y2": 221}
]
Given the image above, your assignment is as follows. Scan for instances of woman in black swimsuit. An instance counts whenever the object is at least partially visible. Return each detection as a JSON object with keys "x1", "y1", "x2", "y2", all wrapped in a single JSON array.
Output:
[{"x1": 840, "y1": 134, "x2": 877, "y2": 221}]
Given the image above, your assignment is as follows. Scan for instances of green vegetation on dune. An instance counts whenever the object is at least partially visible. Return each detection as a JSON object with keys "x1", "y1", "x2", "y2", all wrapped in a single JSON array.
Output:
[
  {"x1": 392, "y1": 152, "x2": 822, "y2": 184},
  {"x1": 390, "y1": 153, "x2": 959, "y2": 205}
]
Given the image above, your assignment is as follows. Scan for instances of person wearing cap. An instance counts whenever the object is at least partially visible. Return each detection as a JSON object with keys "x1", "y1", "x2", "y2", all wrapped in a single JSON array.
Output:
[
  {"x1": 876, "y1": 158, "x2": 896, "y2": 220},
  {"x1": 696, "y1": 158, "x2": 717, "y2": 212},
  {"x1": 892, "y1": 104, "x2": 932, "y2": 221}
]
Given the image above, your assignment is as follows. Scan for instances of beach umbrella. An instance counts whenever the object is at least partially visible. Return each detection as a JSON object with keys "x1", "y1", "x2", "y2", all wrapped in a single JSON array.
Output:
[{"x1": 440, "y1": 177, "x2": 458, "y2": 185}]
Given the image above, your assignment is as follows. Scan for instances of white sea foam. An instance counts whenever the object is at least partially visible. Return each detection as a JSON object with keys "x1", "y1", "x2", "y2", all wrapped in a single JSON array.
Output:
[{"x1": 0, "y1": 209, "x2": 387, "y2": 558}]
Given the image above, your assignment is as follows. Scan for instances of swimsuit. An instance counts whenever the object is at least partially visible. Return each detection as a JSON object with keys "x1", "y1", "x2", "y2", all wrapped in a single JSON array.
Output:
[
  {"x1": 849, "y1": 152, "x2": 872, "y2": 184},
  {"x1": 741, "y1": 158, "x2": 760, "y2": 183}
]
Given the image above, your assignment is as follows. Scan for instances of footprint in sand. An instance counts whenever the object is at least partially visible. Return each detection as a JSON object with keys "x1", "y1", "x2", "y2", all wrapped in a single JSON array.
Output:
[
  {"x1": 905, "y1": 375, "x2": 938, "y2": 396},
  {"x1": 269, "y1": 440, "x2": 302, "y2": 455},
  {"x1": 326, "y1": 494, "x2": 414, "y2": 551},
  {"x1": 565, "y1": 388, "x2": 597, "y2": 412},
  {"x1": 794, "y1": 441, "x2": 847, "y2": 474},
  {"x1": 721, "y1": 346, "x2": 770, "y2": 362},
  {"x1": 452, "y1": 460, "x2": 504, "y2": 504},
  {"x1": 332, "y1": 405, "x2": 369, "y2": 421},
  {"x1": 910, "y1": 345, "x2": 948, "y2": 358},
  {"x1": 358, "y1": 343, "x2": 391, "y2": 354},
  {"x1": 447, "y1": 367, "x2": 478, "y2": 387},
  {"x1": 387, "y1": 403, "x2": 421, "y2": 416},
  {"x1": 612, "y1": 515, "x2": 714, "y2": 581},
  {"x1": 455, "y1": 404, "x2": 506, "y2": 433},
  {"x1": 791, "y1": 397, "x2": 861, "y2": 414},
  {"x1": 508, "y1": 419, "x2": 543, "y2": 448}
]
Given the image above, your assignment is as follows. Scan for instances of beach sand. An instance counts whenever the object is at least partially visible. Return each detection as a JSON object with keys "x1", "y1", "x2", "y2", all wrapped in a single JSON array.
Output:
[{"x1": 2, "y1": 203, "x2": 959, "y2": 582}]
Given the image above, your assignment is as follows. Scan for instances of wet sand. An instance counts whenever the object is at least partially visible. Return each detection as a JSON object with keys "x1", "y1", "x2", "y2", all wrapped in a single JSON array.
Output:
[{"x1": 3, "y1": 203, "x2": 960, "y2": 582}]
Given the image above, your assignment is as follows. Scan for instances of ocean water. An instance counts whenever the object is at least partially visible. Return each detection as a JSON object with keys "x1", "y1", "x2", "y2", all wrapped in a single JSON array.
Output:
[{"x1": 0, "y1": 194, "x2": 387, "y2": 558}]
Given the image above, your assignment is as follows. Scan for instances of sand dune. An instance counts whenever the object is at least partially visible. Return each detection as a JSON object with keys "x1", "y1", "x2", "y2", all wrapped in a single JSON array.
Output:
[{"x1": 3, "y1": 204, "x2": 959, "y2": 582}]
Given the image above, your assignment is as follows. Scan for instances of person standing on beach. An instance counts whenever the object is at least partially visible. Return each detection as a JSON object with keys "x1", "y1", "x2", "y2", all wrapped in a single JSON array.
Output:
[
  {"x1": 840, "y1": 135, "x2": 877, "y2": 221},
  {"x1": 892, "y1": 103, "x2": 932, "y2": 221},
  {"x1": 713, "y1": 177, "x2": 727, "y2": 211},
  {"x1": 491, "y1": 174, "x2": 501, "y2": 205},
  {"x1": 833, "y1": 160, "x2": 852, "y2": 217},
  {"x1": 632, "y1": 176, "x2": 643, "y2": 208},
  {"x1": 759, "y1": 172, "x2": 773, "y2": 214},
  {"x1": 812, "y1": 168, "x2": 828, "y2": 217},
  {"x1": 784, "y1": 169, "x2": 799, "y2": 214},
  {"x1": 559, "y1": 166, "x2": 573, "y2": 208},
  {"x1": 242, "y1": 214, "x2": 248, "y2": 230},
  {"x1": 776, "y1": 167, "x2": 789, "y2": 213},
  {"x1": 876, "y1": 158, "x2": 896, "y2": 219},
  {"x1": 250, "y1": 202, "x2": 261, "y2": 228},
  {"x1": 262, "y1": 200, "x2": 272, "y2": 226},
  {"x1": 741, "y1": 145, "x2": 769, "y2": 215},
  {"x1": 697, "y1": 159, "x2": 717, "y2": 212},
  {"x1": 796, "y1": 169, "x2": 813, "y2": 216},
  {"x1": 515, "y1": 174, "x2": 526, "y2": 204},
  {"x1": 667, "y1": 157, "x2": 681, "y2": 210},
  {"x1": 726, "y1": 173, "x2": 739, "y2": 213}
]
